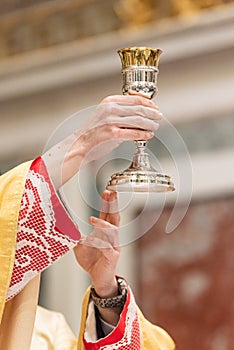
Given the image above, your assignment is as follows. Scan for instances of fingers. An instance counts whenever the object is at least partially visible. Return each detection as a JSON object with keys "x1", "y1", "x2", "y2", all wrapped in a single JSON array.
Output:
[
  {"x1": 103, "y1": 116, "x2": 160, "y2": 131},
  {"x1": 99, "y1": 125, "x2": 155, "y2": 141},
  {"x1": 89, "y1": 216, "x2": 119, "y2": 248},
  {"x1": 79, "y1": 235, "x2": 113, "y2": 249},
  {"x1": 129, "y1": 105, "x2": 162, "y2": 120},
  {"x1": 90, "y1": 216, "x2": 115, "y2": 229},
  {"x1": 118, "y1": 128, "x2": 155, "y2": 141},
  {"x1": 101, "y1": 95, "x2": 158, "y2": 110},
  {"x1": 95, "y1": 97, "x2": 163, "y2": 136},
  {"x1": 99, "y1": 191, "x2": 120, "y2": 226},
  {"x1": 99, "y1": 191, "x2": 109, "y2": 221},
  {"x1": 98, "y1": 102, "x2": 162, "y2": 121},
  {"x1": 107, "y1": 191, "x2": 120, "y2": 227}
]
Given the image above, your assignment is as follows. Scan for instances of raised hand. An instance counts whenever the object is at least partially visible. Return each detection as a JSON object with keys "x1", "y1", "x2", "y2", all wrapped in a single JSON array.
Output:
[
  {"x1": 74, "y1": 190, "x2": 120, "y2": 298},
  {"x1": 42, "y1": 94, "x2": 162, "y2": 188}
]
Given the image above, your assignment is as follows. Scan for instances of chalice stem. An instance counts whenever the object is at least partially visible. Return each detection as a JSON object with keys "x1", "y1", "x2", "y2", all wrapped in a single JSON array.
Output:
[{"x1": 132, "y1": 140, "x2": 151, "y2": 170}]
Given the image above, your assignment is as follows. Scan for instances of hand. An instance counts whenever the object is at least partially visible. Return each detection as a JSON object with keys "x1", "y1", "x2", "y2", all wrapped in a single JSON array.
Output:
[
  {"x1": 74, "y1": 190, "x2": 120, "y2": 298},
  {"x1": 77, "y1": 94, "x2": 162, "y2": 162},
  {"x1": 42, "y1": 95, "x2": 162, "y2": 188}
]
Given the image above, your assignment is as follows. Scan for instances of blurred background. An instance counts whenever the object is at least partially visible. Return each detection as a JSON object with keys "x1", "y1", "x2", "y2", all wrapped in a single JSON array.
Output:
[{"x1": 1, "y1": 0, "x2": 234, "y2": 348}]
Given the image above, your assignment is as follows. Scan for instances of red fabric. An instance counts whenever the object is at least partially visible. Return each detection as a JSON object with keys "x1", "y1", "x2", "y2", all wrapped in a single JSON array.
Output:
[
  {"x1": 7, "y1": 157, "x2": 81, "y2": 300},
  {"x1": 83, "y1": 290, "x2": 141, "y2": 350},
  {"x1": 31, "y1": 157, "x2": 79, "y2": 240}
]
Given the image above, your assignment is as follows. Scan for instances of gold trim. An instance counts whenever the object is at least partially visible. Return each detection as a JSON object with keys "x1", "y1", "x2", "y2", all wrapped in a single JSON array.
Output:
[
  {"x1": 0, "y1": 161, "x2": 32, "y2": 324},
  {"x1": 118, "y1": 47, "x2": 162, "y2": 68}
]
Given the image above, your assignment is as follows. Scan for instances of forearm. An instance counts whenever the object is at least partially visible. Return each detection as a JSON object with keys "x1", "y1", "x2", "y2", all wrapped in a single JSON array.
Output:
[{"x1": 42, "y1": 134, "x2": 86, "y2": 190}]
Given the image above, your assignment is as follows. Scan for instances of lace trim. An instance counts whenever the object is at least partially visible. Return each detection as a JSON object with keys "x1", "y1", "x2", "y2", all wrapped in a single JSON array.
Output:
[
  {"x1": 7, "y1": 169, "x2": 77, "y2": 300},
  {"x1": 100, "y1": 290, "x2": 141, "y2": 350}
]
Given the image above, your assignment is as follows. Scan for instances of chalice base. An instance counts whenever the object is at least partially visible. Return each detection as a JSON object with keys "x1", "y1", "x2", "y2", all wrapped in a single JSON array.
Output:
[
  {"x1": 106, "y1": 140, "x2": 175, "y2": 193},
  {"x1": 106, "y1": 167, "x2": 175, "y2": 193}
]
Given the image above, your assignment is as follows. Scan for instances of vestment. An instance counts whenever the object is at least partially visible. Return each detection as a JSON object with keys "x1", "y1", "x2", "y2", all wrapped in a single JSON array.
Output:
[{"x1": 0, "y1": 157, "x2": 175, "y2": 349}]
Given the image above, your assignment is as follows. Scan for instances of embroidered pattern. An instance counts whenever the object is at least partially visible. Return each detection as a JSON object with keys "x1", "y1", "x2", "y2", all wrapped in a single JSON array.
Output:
[{"x1": 7, "y1": 169, "x2": 77, "y2": 300}]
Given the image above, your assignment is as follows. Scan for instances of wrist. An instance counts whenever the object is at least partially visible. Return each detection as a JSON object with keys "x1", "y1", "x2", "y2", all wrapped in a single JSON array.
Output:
[
  {"x1": 90, "y1": 277, "x2": 127, "y2": 309},
  {"x1": 92, "y1": 277, "x2": 118, "y2": 299}
]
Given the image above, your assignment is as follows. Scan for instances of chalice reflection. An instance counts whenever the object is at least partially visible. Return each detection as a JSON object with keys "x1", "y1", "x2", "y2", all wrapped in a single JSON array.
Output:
[{"x1": 106, "y1": 47, "x2": 175, "y2": 192}]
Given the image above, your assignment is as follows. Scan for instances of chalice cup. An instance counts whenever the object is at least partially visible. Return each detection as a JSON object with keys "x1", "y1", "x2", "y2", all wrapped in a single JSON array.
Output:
[{"x1": 106, "y1": 47, "x2": 175, "y2": 192}]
